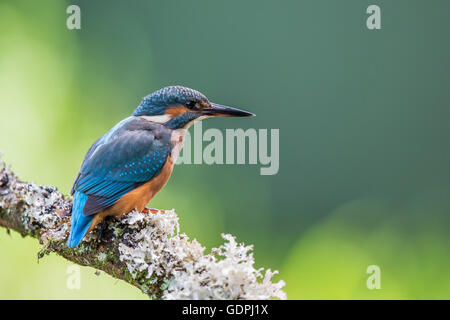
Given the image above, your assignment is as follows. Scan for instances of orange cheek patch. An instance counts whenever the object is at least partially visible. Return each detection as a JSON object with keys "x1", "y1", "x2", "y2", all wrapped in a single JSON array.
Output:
[
  {"x1": 165, "y1": 105, "x2": 188, "y2": 117},
  {"x1": 200, "y1": 100, "x2": 213, "y2": 110}
]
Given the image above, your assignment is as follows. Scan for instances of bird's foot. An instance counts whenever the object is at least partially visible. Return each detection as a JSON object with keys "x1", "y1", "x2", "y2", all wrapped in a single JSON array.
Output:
[
  {"x1": 142, "y1": 207, "x2": 165, "y2": 214},
  {"x1": 97, "y1": 219, "x2": 108, "y2": 243}
]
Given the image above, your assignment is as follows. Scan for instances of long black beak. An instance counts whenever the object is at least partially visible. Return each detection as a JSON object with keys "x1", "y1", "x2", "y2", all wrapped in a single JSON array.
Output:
[{"x1": 204, "y1": 103, "x2": 255, "y2": 117}]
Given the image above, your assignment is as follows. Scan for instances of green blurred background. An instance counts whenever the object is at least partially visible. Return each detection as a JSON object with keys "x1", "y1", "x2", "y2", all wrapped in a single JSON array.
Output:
[{"x1": 1, "y1": 0, "x2": 450, "y2": 299}]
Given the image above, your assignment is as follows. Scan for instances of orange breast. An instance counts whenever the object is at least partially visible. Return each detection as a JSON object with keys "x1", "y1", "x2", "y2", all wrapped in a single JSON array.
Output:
[{"x1": 86, "y1": 157, "x2": 175, "y2": 234}]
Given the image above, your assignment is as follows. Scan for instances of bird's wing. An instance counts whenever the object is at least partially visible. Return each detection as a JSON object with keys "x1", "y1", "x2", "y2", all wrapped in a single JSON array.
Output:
[{"x1": 72, "y1": 118, "x2": 172, "y2": 216}]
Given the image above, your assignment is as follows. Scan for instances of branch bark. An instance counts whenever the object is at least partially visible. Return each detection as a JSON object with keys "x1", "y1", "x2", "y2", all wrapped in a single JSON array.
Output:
[{"x1": 0, "y1": 157, "x2": 286, "y2": 300}]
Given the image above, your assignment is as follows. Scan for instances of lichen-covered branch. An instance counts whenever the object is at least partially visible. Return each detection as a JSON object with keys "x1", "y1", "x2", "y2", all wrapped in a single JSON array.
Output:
[{"x1": 0, "y1": 157, "x2": 286, "y2": 300}]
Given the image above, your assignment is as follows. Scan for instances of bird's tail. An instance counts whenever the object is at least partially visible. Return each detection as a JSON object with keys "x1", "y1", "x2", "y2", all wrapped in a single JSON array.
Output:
[{"x1": 67, "y1": 191, "x2": 93, "y2": 247}]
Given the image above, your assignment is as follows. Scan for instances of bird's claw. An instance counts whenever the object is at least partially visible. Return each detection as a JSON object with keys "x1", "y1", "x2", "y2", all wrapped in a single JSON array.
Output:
[{"x1": 142, "y1": 207, "x2": 165, "y2": 214}]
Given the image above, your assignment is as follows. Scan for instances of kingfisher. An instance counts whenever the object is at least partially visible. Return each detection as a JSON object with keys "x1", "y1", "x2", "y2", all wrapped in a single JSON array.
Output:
[{"x1": 67, "y1": 86, "x2": 254, "y2": 247}]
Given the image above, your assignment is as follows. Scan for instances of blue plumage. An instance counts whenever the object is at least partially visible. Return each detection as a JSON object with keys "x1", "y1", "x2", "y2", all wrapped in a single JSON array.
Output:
[
  {"x1": 67, "y1": 191, "x2": 92, "y2": 247},
  {"x1": 67, "y1": 117, "x2": 172, "y2": 247}
]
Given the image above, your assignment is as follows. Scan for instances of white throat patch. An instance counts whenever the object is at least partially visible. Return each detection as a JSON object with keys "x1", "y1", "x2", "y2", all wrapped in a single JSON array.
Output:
[{"x1": 140, "y1": 114, "x2": 172, "y2": 124}]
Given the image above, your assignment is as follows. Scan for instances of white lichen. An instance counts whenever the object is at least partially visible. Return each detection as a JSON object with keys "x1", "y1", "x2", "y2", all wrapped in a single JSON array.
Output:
[
  {"x1": 97, "y1": 252, "x2": 108, "y2": 262},
  {"x1": 0, "y1": 162, "x2": 69, "y2": 239},
  {"x1": 118, "y1": 210, "x2": 287, "y2": 300}
]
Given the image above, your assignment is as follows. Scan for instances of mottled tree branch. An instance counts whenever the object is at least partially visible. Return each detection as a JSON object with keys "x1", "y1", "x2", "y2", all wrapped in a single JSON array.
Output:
[{"x1": 0, "y1": 157, "x2": 286, "y2": 300}]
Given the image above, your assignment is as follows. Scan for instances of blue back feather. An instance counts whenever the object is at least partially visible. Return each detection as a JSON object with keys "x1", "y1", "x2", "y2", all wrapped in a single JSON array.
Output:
[{"x1": 67, "y1": 117, "x2": 172, "y2": 246}]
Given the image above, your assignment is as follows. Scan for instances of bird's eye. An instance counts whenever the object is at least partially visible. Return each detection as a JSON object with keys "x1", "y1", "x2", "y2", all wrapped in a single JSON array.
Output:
[{"x1": 185, "y1": 101, "x2": 198, "y2": 110}]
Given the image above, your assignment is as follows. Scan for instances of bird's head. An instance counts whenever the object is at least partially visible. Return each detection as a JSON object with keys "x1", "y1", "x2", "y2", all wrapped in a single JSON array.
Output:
[{"x1": 132, "y1": 86, "x2": 254, "y2": 129}]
